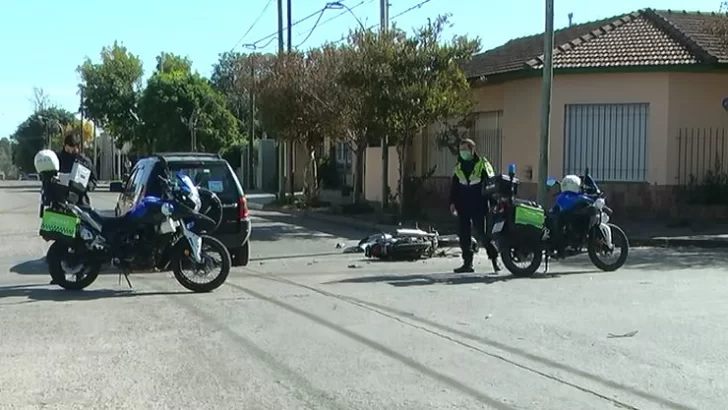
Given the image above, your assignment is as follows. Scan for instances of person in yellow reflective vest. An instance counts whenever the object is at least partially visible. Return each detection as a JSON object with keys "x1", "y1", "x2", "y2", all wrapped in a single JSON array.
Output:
[{"x1": 449, "y1": 138, "x2": 501, "y2": 273}]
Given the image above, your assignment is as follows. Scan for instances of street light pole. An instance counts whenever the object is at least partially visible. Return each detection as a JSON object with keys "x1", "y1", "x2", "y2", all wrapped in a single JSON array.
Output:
[
  {"x1": 277, "y1": 0, "x2": 286, "y2": 199},
  {"x1": 536, "y1": 0, "x2": 555, "y2": 206},
  {"x1": 286, "y1": 0, "x2": 294, "y2": 199},
  {"x1": 380, "y1": 0, "x2": 389, "y2": 209}
]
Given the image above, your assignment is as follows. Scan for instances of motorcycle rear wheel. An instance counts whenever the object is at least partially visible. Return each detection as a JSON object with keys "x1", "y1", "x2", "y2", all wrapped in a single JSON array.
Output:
[
  {"x1": 47, "y1": 241, "x2": 101, "y2": 290},
  {"x1": 501, "y1": 245, "x2": 543, "y2": 277}
]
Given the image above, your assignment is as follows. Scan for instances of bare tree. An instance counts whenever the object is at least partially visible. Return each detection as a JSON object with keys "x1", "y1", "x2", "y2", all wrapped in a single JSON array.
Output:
[{"x1": 29, "y1": 87, "x2": 51, "y2": 112}]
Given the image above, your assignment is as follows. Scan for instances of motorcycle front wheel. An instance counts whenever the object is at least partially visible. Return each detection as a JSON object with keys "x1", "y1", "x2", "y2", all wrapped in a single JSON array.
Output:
[
  {"x1": 588, "y1": 223, "x2": 629, "y2": 272},
  {"x1": 47, "y1": 241, "x2": 101, "y2": 290},
  {"x1": 500, "y1": 245, "x2": 543, "y2": 277},
  {"x1": 171, "y1": 235, "x2": 231, "y2": 293}
]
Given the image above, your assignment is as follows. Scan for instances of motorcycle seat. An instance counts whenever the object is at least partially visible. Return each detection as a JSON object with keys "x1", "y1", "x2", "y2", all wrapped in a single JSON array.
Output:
[{"x1": 78, "y1": 206, "x2": 128, "y2": 232}]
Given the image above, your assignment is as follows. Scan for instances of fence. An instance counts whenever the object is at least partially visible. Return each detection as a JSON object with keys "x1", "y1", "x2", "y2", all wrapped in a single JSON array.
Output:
[
  {"x1": 427, "y1": 128, "x2": 503, "y2": 177},
  {"x1": 676, "y1": 127, "x2": 728, "y2": 186}
]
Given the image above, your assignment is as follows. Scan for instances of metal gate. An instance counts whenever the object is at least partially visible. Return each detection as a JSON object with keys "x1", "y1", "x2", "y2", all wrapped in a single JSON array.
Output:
[{"x1": 563, "y1": 103, "x2": 648, "y2": 182}]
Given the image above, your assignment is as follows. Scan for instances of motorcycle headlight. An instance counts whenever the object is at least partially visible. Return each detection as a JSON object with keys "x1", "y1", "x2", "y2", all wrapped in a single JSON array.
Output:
[{"x1": 594, "y1": 198, "x2": 606, "y2": 210}]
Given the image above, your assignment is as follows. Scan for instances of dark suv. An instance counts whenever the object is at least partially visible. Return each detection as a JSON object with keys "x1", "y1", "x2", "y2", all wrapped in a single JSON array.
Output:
[{"x1": 111, "y1": 153, "x2": 251, "y2": 266}]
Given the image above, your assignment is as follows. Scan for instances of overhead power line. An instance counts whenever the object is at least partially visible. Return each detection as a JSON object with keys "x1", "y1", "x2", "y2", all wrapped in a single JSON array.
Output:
[
  {"x1": 242, "y1": 2, "x2": 340, "y2": 49},
  {"x1": 332, "y1": 0, "x2": 435, "y2": 44},
  {"x1": 231, "y1": 0, "x2": 275, "y2": 51},
  {"x1": 294, "y1": 0, "x2": 374, "y2": 47}
]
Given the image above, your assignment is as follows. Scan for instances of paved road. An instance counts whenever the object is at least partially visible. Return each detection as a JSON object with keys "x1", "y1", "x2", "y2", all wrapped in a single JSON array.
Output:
[{"x1": 0, "y1": 183, "x2": 725, "y2": 409}]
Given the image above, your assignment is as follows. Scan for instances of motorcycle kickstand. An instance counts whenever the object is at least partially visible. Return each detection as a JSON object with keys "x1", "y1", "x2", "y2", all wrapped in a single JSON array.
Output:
[{"x1": 117, "y1": 270, "x2": 133, "y2": 289}]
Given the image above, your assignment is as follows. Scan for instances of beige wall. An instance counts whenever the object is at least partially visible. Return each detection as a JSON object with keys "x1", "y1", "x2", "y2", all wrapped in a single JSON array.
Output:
[
  {"x1": 497, "y1": 73, "x2": 671, "y2": 184},
  {"x1": 364, "y1": 146, "x2": 399, "y2": 202},
  {"x1": 666, "y1": 72, "x2": 728, "y2": 184},
  {"x1": 364, "y1": 70, "x2": 728, "y2": 201}
]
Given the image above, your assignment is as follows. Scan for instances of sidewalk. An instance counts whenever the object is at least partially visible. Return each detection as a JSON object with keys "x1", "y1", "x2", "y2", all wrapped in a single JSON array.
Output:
[{"x1": 249, "y1": 199, "x2": 728, "y2": 249}]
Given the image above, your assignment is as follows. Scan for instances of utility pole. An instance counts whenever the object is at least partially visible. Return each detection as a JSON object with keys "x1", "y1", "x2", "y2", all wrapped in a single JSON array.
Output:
[
  {"x1": 286, "y1": 0, "x2": 294, "y2": 199},
  {"x1": 248, "y1": 54, "x2": 256, "y2": 190},
  {"x1": 536, "y1": 0, "x2": 555, "y2": 206},
  {"x1": 276, "y1": 0, "x2": 286, "y2": 198},
  {"x1": 79, "y1": 88, "x2": 84, "y2": 153},
  {"x1": 380, "y1": 0, "x2": 389, "y2": 209}
]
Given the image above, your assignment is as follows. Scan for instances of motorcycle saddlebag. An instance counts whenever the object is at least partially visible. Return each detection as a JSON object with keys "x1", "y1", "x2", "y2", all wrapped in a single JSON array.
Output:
[
  {"x1": 507, "y1": 199, "x2": 545, "y2": 247},
  {"x1": 39, "y1": 209, "x2": 79, "y2": 242}
]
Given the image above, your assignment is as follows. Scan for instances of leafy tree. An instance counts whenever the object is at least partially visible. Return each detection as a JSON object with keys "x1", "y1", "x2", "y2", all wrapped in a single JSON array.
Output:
[
  {"x1": 155, "y1": 52, "x2": 192, "y2": 74},
  {"x1": 210, "y1": 52, "x2": 276, "y2": 144},
  {"x1": 78, "y1": 41, "x2": 144, "y2": 147},
  {"x1": 0, "y1": 138, "x2": 17, "y2": 178},
  {"x1": 347, "y1": 16, "x2": 480, "y2": 214},
  {"x1": 256, "y1": 49, "x2": 345, "y2": 202},
  {"x1": 337, "y1": 37, "x2": 393, "y2": 204},
  {"x1": 138, "y1": 53, "x2": 239, "y2": 153},
  {"x1": 10, "y1": 107, "x2": 76, "y2": 172}
]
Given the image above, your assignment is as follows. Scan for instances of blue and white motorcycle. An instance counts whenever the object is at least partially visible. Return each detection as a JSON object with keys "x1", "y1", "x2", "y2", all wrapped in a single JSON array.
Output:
[
  {"x1": 35, "y1": 150, "x2": 230, "y2": 292},
  {"x1": 487, "y1": 166, "x2": 629, "y2": 277}
]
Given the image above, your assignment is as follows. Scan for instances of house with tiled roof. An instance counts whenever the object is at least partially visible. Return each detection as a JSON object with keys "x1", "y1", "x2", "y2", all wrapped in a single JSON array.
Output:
[{"x1": 386, "y1": 8, "x2": 728, "y2": 214}]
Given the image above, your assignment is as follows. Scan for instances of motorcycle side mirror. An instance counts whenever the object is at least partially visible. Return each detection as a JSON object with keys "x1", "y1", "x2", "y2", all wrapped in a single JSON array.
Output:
[{"x1": 546, "y1": 177, "x2": 557, "y2": 187}]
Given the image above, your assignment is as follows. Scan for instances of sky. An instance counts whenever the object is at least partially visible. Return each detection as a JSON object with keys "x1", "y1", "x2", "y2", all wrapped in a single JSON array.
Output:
[{"x1": 0, "y1": 0, "x2": 721, "y2": 139}]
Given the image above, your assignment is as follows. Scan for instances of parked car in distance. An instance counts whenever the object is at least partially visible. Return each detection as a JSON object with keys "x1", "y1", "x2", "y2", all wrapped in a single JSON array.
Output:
[{"x1": 111, "y1": 152, "x2": 251, "y2": 266}]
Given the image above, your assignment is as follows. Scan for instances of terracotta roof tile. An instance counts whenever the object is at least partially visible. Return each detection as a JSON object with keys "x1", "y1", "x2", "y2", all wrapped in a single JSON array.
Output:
[
  {"x1": 653, "y1": 10, "x2": 728, "y2": 62},
  {"x1": 460, "y1": 15, "x2": 625, "y2": 78},
  {"x1": 529, "y1": 13, "x2": 698, "y2": 69},
  {"x1": 463, "y1": 9, "x2": 728, "y2": 79}
]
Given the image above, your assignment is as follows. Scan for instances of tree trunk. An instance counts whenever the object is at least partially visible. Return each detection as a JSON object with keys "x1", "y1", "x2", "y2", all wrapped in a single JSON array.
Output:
[
  {"x1": 353, "y1": 144, "x2": 366, "y2": 204},
  {"x1": 396, "y1": 142, "x2": 406, "y2": 217},
  {"x1": 303, "y1": 143, "x2": 319, "y2": 204}
]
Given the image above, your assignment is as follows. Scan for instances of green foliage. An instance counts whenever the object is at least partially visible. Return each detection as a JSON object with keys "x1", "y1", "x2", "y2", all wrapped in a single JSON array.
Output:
[
  {"x1": 0, "y1": 138, "x2": 17, "y2": 178},
  {"x1": 343, "y1": 15, "x2": 480, "y2": 213},
  {"x1": 685, "y1": 153, "x2": 728, "y2": 204},
  {"x1": 10, "y1": 107, "x2": 76, "y2": 172},
  {"x1": 138, "y1": 62, "x2": 239, "y2": 153},
  {"x1": 78, "y1": 41, "x2": 144, "y2": 146}
]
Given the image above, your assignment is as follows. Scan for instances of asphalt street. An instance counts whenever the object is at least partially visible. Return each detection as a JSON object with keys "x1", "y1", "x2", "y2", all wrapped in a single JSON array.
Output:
[{"x1": 0, "y1": 182, "x2": 725, "y2": 409}]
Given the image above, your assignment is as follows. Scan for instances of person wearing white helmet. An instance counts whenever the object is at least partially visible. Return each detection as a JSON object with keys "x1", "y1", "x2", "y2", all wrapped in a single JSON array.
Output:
[{"x1": 550, "y1": 174, "x2": 582, "y2": 259}]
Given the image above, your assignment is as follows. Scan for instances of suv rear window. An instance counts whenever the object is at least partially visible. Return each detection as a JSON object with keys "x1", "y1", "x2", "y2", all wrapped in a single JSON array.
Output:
[{"x1": 168, "y1": 161, "x2": 243, "y2": 203}]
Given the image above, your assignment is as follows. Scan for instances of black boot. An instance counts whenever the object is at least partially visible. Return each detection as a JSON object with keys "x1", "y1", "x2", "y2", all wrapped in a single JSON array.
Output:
[
  {"x1": 454, "y1": 254, "x2": 475, "y2": 273},
  {"x1": 454, "y1": 263, "x2": 474, "y2": 273}
]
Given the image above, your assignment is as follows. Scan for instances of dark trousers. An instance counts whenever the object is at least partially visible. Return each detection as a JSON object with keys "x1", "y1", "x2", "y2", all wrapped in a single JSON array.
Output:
[{"x1": 458, "y1": 211, "x2": 499, "y2": 265}]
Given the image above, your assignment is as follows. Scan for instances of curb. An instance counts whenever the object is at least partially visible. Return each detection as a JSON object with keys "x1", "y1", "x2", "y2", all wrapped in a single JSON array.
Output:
[{"x1": 255, "y1": 206, "x2": 728, "y2": 249}]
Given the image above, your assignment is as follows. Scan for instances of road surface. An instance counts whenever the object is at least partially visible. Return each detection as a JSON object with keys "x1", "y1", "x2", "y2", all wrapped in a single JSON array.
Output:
[{"x1": 0, "y1": 183, "x2": 724, "y2": 409}]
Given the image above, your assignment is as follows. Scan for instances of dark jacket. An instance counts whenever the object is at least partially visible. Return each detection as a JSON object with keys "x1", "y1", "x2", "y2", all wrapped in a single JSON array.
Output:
[
  {"x1": 57, "y1": 150, "x2": 96, "y2": 206},
  {"x1": 449, "y1": 154, "x2": 493, "y2": 214}
]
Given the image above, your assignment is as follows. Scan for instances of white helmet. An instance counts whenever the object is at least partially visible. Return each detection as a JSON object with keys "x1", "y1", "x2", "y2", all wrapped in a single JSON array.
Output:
[
  {"x1": 34, "y1": 149, "x2": 60, "y2": 173},
  {"x1": 560, "y1": 174, "x2": 582, "y2": 193}
]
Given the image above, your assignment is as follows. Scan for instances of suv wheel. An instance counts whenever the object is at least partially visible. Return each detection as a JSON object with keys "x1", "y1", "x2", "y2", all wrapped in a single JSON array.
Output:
[{"x1": 231, "y1": 242, "x2": 250, "y2": 267}]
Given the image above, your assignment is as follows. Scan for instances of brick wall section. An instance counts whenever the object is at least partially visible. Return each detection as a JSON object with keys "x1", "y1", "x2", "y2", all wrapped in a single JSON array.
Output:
[{"x1": 418, "y1": 177, "x2": 728, "y2": 221}]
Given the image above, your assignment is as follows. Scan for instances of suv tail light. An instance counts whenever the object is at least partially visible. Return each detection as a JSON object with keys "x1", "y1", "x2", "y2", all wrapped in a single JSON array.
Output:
[{"x1": 238, "y1": 196, "x2": 249, "y2": 219}]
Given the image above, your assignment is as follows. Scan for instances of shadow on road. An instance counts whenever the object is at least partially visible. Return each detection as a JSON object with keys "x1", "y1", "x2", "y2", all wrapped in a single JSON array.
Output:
[
  {"x1": 325, "y1": 269, "x2": 598, "y2": 288},
  {"x1": 10, "y1": 258, "x2": 47, "y2": 275},
  {"x1": 0, "y1": 283, "x2": 187, "y2": 303},
  {"x1": 252, "y1": 212, "x2": 367, "y2": 241},
  {"x1": 560, "y1": 247, "x2": 728, "y2": 271},
  {"x1": 251, "y1": 223, "x2": 346, "y2": 242}
]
